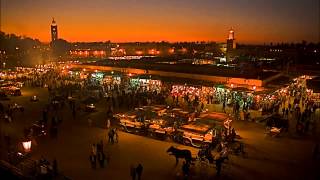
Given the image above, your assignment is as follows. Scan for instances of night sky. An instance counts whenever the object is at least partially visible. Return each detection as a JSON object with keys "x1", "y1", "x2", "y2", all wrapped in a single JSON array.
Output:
[{"x1": 1, "y1": 0, "x2": 319, "y2": 43}]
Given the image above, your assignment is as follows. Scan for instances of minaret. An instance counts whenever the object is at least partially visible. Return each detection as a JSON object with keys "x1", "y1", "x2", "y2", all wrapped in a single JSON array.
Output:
[
  {"x1": 228, "y1": 28, "x2": 234, "y2": 41},
  {"x1": 51, "y1": 18, "x2": 58, "y2": 43},
  {"x1": 227, "y1": 28, "x2": 235, "y2": 50},
  {"x1": 226, "y1": 28, "x2": 236, "y2": 62}
]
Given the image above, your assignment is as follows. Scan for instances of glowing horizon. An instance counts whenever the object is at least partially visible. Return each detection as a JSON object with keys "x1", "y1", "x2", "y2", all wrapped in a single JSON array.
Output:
[{"x1": 1, "y1": 0, "x2": 319, "y2": 44}]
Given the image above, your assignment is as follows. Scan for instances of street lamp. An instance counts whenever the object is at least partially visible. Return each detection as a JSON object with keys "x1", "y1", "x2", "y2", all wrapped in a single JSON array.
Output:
[{"x1": 22, "y1": 140, "x2": 32, "y2": 153}]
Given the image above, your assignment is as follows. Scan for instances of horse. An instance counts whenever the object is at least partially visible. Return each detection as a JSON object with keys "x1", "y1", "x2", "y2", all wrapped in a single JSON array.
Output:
[{"x1": 167, "y1": 146, "x2": 192, "y2": 165}]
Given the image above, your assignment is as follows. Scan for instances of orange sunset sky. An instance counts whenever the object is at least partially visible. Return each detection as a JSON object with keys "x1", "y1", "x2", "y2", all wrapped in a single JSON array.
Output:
[{"x1": 1, "y1": 0, "x2": 319, "y2": 43}]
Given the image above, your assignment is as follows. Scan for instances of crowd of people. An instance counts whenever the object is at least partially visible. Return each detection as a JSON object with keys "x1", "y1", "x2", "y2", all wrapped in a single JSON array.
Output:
[{"x1": 1, "y1": 66, "x2": 319, "y2": 179}]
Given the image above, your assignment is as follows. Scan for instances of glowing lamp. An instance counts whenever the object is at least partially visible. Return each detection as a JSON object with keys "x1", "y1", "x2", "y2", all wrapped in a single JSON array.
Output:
[
  {"x1": 253, "y1": 86, "x2": 256, "y2": 90},
  {"x1": 22, "y1": 140, "x2": 32, "y2": 153},
  {"x1": 231, "y1": 84, "x2": 234, "y2": 88},
  {"x1": 136, "y1": 51, "x2": 143, "y2": 55}
]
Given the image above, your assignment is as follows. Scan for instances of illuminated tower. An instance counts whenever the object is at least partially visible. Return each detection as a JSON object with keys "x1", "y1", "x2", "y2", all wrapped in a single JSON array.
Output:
[
  {"x1": 226, "y1": 28, "x2": 236, "y2": 62},
  {"x1": 51, "y1": 18, "x2": 58, "y2": 43}
]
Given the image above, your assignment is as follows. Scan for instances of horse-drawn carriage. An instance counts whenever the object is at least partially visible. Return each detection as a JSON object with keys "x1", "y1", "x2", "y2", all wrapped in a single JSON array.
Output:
[
  {"x1": 166, "y1": 145, "x2": 229, "y2": 168},
  {"x1": 171, "y1": 112, "x2": 232, "y2": 148},
  {"x1": 172, "y1": 123, "x2": 216, "y2": 148},
  {"x1": 166, "y1": 140, "x2": 247, "y2": 172},
  {"x1": 117, "y1": 105, "x2": 168, "y2": 134},
  {"x1": 147, "y1": 117, "x2": 175, "y2": 139},
  {"x1": 118, "y1": 113, "x2": 147, "y2": 134}
]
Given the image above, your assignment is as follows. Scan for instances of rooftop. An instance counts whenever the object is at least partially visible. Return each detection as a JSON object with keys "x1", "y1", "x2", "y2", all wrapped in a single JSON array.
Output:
[{"x1": 87, "y1": 59, "x2": 279, "y2": 80}]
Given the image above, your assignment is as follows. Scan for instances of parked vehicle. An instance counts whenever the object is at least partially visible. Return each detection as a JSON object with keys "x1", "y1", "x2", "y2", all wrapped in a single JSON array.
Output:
[
  {"x1": 147, "y1": 117, "x2": 175, "y2": 139},
  {"x1": 117, "y1": 107, "x2": 231, "y2": 148},
  {"x1": 119, "y1": 114, "x2": 148, "y2": 134},
  {"x1": 173, "y1": 123, "x2": 216, "y2": 148}
]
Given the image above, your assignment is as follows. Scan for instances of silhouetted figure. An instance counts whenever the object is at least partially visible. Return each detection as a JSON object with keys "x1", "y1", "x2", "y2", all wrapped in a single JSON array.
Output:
[
  {"x1": 108, "y1": 130, "x2": 114, "y2": 144},
  {"x1": 113, "y1": 128, "x2": 118, "y2": 143},
  {"x1": 97, "y1": 151, "x2": 105, "y2": 168},
  {"x1": 130, "y1": 165, "x2": 136, "y2": 180},
  {"x1": 182, "y1": 161, "x2": 190, "y2": 178},
  {"x1": 136, "y1": 164, "x2": 143, "y2": 180},
  {"x1": 215, "y1": 158, "x2": 223, "y2": 176},
  {"x1": 90, "y1": 152, "x2": 96, "y2": 169}
]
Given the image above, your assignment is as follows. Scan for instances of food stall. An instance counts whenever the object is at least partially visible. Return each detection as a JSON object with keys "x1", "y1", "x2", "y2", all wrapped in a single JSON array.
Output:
[{"x1": 130, "y1": 75, "x2": 162, "y2": 92}]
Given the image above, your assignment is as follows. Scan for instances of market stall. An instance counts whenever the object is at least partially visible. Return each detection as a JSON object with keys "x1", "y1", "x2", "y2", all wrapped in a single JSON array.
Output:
[{"x1": 130, "y1": 75, "x2": 162, "y2": 92}]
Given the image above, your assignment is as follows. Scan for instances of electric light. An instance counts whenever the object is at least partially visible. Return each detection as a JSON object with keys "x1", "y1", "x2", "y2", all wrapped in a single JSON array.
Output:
[{"x1": 22, "y1": 140, "x2": 32, "y2": 153}]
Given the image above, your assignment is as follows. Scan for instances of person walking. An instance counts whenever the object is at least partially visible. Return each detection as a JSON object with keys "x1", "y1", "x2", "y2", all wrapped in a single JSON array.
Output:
[
  {"x1": 92, "y1": 144, "x2": 97, "y2": 157},
  {"x1": 136, "y1": 163, "x2": 143, "y2": 180},
  {"x1": 182, "y1": 161, "x2": 190, "y2": 179},
  {"x1": 130, "y1": 165, "x2": 136, "y2": 180},
  {"x1": 106, "y1": 119, "x2": 111, "y2": 129},
  {"x1": 89, "y1": 152, "x2": 97, "y2": 169},
  {"x1": 113, "y1": 128, "x2": 119, "y2": 143},
  {"x1": 108, "y1": 130, "x2": 114, "y2": 144},
  {"x1": 215, "y1": 157, "x2": 223, "y2": 177},
  {"x1": 97, "y1": 151, "x2": 105, "y2": 168}
]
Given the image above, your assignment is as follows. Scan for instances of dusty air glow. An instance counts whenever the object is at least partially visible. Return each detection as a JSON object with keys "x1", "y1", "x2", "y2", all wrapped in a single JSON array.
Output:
[{"x1": 1, "y1": 0, "x2": 319, "y2": 43}]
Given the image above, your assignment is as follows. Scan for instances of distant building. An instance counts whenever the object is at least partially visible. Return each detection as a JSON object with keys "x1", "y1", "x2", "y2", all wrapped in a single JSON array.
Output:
[
  {"x1": 51, "y1": 18, "x2": 58, "y2": 43},
  {"x1": 70, "y1": 49, "x2": 106, "y2": 58},
  {"x1": 226, "y1": 28, "x2": 236, "y2": 62}
]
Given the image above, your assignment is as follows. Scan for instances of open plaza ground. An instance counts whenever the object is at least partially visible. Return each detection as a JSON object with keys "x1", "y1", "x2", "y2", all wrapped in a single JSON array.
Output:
[{"x1": 1, "y1": 86, "x2": 319, "y2": 180}]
